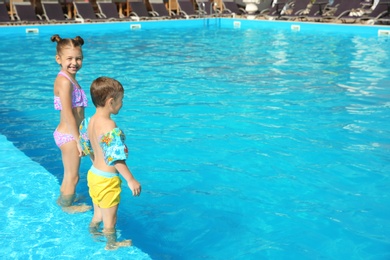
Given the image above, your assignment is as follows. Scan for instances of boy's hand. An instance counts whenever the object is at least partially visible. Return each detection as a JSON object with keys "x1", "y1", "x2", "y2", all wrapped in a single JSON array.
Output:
[{"x1": 128, "y1": 179, "x2": 141, "y2": 197}]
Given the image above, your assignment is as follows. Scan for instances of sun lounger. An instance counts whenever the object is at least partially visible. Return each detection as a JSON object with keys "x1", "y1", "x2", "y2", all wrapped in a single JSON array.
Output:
[
  {"x1": 13, "y1": 2, "x2": 44, "y2": 23},
  {"x1": 176, "y1": 0, "x2": 199, "y2": 18},
  {"x1": 321, "y1": 0, "x2": 342, "y2": 16},
  {"x1": 257, "y1": 0, "x2": 273, "y2": 14},
  {"x1": 73, "y1": 1, "x2": 113, "y2": 22},
  {"x1": 149, "y1": 0, "x2": 175, "y2": 18},
  {"x1": 0, "y1": 2, "x2": 12, "y2": 24},
  {"x1": 321, "y1": 0, "x2": 364, "y2": 23},
  {"x1": 263, "y1": 0, "x2": 290, "y2": 19},
  {"x1": 41, "y1": 1, "x2": 74, "y2": 23},
  {"x1": 219, "y1": 0, "x2": 247, "y2": 17},
  {"x1": 279, "y1": 0, "x2": 311, "y2": 20},
  {"x1": 302, "y1": 0, "x2": 341, "y2": 22},
  {"x1": 358, "y1": 0, "x2": 390, "y2": 24},
  {"x1": 129, "y1": 0, "x2": 154, "y2": 20},
  {"x1": 97, "y1": 0, "x2": 134, "y2": 20}
]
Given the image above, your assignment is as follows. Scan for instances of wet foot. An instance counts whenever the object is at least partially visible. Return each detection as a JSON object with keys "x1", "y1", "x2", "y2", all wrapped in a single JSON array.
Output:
[
  {"x1": 105, "y1": 240, "x2": 132, "y2": 250},
  {"x1": 89, "y1": 222, "x2": 104, "y2": 240},
  {"x1": 62, "y1": 204, "x2": 92, "y2": 214}
]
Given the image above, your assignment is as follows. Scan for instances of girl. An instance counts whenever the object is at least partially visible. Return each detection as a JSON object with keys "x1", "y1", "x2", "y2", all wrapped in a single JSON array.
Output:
[{"x1": 52, "y1": 34, "x2": 90, "y2": 213}]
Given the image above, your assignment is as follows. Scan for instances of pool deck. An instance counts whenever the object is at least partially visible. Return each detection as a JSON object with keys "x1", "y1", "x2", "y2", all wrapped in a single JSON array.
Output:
[
  {"x1": 0, "y1": 134, "x2": 151, "y2": 258},
  {"x1": 1, "y1": 18, "x2": 390, "y2": 38}
]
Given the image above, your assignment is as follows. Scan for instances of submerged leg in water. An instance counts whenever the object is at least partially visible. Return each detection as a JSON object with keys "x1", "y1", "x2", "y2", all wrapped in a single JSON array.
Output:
[
  {"x1": 57, "y1": 193, "x2": 91, "y2": 213},
  {"x1": 104, "y1": 228, "x2": 132, "y2": 250}
]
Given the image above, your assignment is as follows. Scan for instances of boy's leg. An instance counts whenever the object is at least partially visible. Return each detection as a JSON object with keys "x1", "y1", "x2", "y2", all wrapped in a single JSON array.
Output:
[
  {"x1": 89, "y1": 203, "x2": 103, "y2": 233},
  {"x1": 102, "y1": 204, "x2": 118, "y2": 230},
  {"x1": 102, "y1": 205, "x2": 132, "y2": 250},
  {"x1": 90, "y1": 202, "x2": 103, "y2": 235},
  {"x1": 91, "y1": 202, "x2": 103, "y2": 223}
]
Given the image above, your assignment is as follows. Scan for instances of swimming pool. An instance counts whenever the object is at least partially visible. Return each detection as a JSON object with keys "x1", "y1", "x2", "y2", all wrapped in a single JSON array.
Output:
[{"x1": 1, "y1": 19, "x2": 390, "y2": 259}]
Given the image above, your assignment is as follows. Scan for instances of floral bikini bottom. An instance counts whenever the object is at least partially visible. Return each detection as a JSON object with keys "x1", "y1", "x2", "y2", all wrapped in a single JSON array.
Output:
[{"x1": 53, "y1": 129, "x2": 75, "y2": 147}]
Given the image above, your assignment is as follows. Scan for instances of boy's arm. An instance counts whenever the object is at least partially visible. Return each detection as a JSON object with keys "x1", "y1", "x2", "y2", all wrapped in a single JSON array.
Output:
[{"x1": 114, "y1": 161, "x2": 141, "y2": 197}]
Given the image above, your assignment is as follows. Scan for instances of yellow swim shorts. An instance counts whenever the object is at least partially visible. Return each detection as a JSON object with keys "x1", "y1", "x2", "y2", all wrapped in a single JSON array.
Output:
[{"x1": 87, "y1": 165, "x2": 122, "y2": 208}]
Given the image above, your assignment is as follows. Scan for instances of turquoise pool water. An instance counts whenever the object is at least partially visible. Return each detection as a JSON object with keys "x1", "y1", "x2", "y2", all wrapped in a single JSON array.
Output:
[{"x1": 1, "y1": 20, "x2": 390, "y2": 259}]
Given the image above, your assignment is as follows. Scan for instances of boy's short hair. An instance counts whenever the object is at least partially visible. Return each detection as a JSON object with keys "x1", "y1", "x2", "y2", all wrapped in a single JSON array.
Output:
[{"x1": 90, "y1": 77, "x2": 124, "y2": 107}]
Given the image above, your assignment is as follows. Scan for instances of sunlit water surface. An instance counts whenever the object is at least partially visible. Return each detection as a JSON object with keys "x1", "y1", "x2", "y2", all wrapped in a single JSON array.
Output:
[{"x1": 0, "y1": 26, "x2": 390, "y2": 259}]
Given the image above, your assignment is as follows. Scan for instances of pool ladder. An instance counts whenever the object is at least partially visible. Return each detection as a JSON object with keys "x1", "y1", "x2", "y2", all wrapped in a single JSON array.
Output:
[{"x1": 196, "y1": 0, "x2": 220, "y2": 27}]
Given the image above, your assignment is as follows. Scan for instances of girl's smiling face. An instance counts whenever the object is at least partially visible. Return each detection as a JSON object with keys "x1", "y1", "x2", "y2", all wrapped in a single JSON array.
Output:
[{"x1": 55, "y1": 46, "x2": 83, "y2": 76}]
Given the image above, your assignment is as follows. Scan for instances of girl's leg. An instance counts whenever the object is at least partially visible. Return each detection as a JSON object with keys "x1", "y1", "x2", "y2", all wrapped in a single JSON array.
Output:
[
  {"x1": 59, "y1": 140, "x2": 80, "y2": 197},
  {"x1": 57, "y1": 140, "x2": 91, "y2": 213},
  {"x1": 102, "y1": 205, "x2": 132, "y2": 250}
]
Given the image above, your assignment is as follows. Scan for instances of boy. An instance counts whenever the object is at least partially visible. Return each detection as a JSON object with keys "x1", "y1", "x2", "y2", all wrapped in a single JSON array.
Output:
[{"x1": 79, "y1": 77, "x2": 141, "y2": 250}]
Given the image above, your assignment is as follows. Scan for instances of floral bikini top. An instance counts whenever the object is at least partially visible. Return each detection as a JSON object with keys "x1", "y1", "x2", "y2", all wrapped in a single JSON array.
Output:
[
  {"x1": 54, "y1": 71, "x2": 88, "y2": 110},
  {"x1": 79, "y1": 118, "x2": 128, "y2": 166}
]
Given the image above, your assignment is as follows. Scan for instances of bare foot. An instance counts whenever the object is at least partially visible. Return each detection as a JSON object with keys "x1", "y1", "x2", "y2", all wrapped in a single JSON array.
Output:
[
  {"x1": 116, "y1": 240, "x2": 132, "y2": 247},
  {"x1": 105, "y1": 240, "x2": 132, "y2": 250},
  {"x1": 62, "y1": 204, "x2": 92, "y2": 214},
  {"x1": 73, "y1": 194, "x2": 86, "y2": 203},
  {"x1": 89, "y1": 222, "x2": 104, "y2": 241}
]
